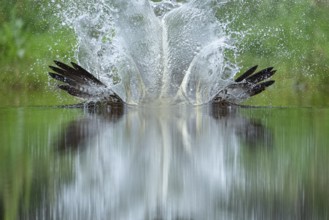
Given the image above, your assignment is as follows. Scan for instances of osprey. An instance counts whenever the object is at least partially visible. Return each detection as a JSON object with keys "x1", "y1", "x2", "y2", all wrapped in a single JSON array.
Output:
[{"x1": 48, "y1": 61, "x2": 276, "y2": 106}]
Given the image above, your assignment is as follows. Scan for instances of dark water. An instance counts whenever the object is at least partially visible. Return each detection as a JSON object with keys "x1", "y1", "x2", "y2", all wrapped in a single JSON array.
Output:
[{"x1": 0, "y1": 105, "x2": 328, "y2": 220}]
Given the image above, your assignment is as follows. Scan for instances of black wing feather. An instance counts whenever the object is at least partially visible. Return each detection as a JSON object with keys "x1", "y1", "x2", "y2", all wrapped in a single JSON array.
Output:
[
  {"x1": 49, "y1": 72, "x2": 78, "y2": 86},
  {"x1": 235, "y1": 65, "x2": 258, "y2": 82},
  {"x1": 235, "y1": 66, "x2": 276, "y2": 97},
  {"x1": 212, "y1": 65, "x2": 277, "y2": 104},
  {"x1": 70, "y1": 62, "x2": 104, "y2": 86},
  {"x1": 49, "y1": 60, "x2": 105, "y2": 86},
  {"x1": 249, "y1": 80, "x2": 275, "y2": 96},
  {"x1": 49, "y1": 63, "x2": 87, "y2": 85},
  {"x1": 246, "y1": 67, "x2": 275, "y2": 84},
  {"x1": 58, "y1": 85, "x2": 94, "y2": 99},
  {"x1": 48, "y1": 60, "x2": 123, "y2": 103}
]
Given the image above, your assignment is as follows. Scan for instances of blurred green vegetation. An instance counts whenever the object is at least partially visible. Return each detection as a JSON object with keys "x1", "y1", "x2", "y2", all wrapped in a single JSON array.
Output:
[
  {"x1": 0, "y1": 0, "x2": 76, "y2": 107},
  {"x1": 216, "y1": 0, "x2": 329, "y2": 107},
  {"x1": 1, "y1": 0, "x2": 329, "y2": 107}
]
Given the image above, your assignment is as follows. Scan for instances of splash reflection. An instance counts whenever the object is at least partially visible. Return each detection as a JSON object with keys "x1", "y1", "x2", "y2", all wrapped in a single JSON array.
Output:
[{"x1": 51, "y1": 104, "x2": 273, "y2": 220}]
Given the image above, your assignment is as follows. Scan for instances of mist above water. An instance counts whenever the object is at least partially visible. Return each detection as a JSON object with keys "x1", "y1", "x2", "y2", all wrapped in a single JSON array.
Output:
[{"x1": 53, "y1": 0, "x2": 239, "y2": 105}]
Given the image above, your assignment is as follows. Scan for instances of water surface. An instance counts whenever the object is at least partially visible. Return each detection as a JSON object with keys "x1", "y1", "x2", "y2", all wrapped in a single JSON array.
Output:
[{"x1": 0, "y1": 105, "x2": 328, "y2": 220}]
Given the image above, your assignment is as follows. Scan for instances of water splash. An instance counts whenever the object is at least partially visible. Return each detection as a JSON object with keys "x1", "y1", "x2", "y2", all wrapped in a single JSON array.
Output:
[{"x1": 52, "y1": 0, "x2": 239, "y2": 105}]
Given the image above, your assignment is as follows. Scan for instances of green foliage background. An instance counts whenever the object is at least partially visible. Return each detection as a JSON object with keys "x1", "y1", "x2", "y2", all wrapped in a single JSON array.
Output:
[
  {"x1": 0, "y1": 0, "x2": 75, "y2": 107},
  {"x1": 216, "y1": 0, "x2": 329, "y2": 107},
  {"x1": 0, "y1": 0, "x2": 329, "y2": 107}
]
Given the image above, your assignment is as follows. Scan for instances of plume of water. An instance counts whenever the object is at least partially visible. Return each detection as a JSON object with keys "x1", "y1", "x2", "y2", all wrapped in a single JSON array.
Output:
[{"x1": 53, "y1": 0, "x2": 239, "y2": 104}]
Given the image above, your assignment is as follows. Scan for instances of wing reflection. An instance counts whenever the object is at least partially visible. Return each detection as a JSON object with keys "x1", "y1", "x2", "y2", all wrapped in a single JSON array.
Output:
[
  {"x1": 54, "y1": 102, "x2": 124, "y2": 152},
  {"x1": 211, "y1": 103, "x2": 273, "y2": 149},
  {"x1": 50, "y1": 104, "x2": 273, "y2": 220}
]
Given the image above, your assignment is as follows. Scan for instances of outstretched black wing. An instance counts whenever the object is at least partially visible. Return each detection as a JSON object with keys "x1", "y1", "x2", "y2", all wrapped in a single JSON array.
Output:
[
  {"x1": 235, "y1": 65, "x2": 276, "y2": 96},
  {"x1": 213, "y1": 66, "x2": 276, "y2": 104},
  {"x1": 49, "y1": 61, "x2": 122, "y2": 103}
]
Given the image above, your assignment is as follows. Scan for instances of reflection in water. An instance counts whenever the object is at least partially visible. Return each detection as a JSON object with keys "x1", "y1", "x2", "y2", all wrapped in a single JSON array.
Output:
[
  {"x1": 48, "y1": 104, "x2": 274, "y2": 220},
  {"x1": 1, "y1": 107, "x2": 328, "y2": 219},
  {"x1": 55, "y1": 103, "x2": 124, "y2": 152},
  {"x1": 211, "y1": 103, "x2": 273, "y2": 150}
]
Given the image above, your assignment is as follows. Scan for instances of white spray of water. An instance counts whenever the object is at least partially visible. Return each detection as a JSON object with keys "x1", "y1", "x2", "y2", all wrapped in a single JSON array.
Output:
[{"x1": 53, "y1": 0, "x2": 239, "y2": 105}]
